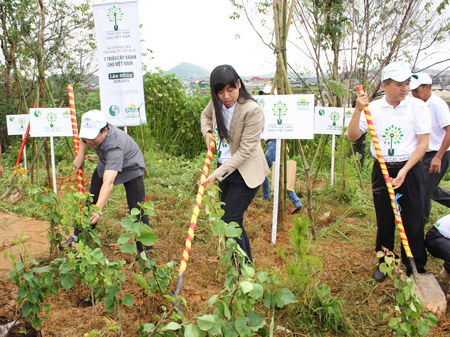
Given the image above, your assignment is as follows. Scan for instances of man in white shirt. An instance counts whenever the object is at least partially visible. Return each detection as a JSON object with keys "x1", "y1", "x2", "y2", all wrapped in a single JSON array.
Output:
[
  {"x1": 348, "y1": 62, "x2": 431, "y2": 282},
  {"x1": 411, "y1": 73, "x2": 450, "y2": 223},
  {"x1": 425, "y1": 214, "x2": 450, "y2": 274}
]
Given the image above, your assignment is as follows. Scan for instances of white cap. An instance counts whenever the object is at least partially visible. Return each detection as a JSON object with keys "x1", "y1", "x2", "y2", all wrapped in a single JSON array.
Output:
[
  {"x1": 410, "y1": 73, "x2": 432, "y2": 90},
  {"x1": 79, "y1": 110, "x2": 107, "y2": 139},
  {"x1": 381, "y1": 61, "x2": 418, "y2": 83},
  {"x1": 259, "y1": 85, "x2": 277, "y2": 95},
  {"x1": 262, "y1": 85, "x2": 272, "y2": 94}
]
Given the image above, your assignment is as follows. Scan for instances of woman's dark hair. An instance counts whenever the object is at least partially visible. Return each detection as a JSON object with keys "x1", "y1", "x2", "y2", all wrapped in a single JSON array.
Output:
[{"x1": 210, "y1": 65, "x2": 255, "y2": 141}]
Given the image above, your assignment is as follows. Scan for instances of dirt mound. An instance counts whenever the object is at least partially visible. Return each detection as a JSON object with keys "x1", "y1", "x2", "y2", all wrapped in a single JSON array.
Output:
[{"x1": 0, "y1": 213, "x2": 50, "y2": 276}]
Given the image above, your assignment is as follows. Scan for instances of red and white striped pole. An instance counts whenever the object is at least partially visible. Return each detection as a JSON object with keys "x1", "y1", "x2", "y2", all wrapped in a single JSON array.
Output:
[
  {"x1": 67, "y1": 83, "x2": 84, "y2": 196},
  {"x1": 174, "y1": 140, "x2": 215, "y2": 309}
]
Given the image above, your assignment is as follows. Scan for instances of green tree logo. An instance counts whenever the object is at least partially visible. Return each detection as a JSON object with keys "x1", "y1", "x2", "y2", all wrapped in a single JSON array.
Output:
[
  {"x1": 330, "y1": 111, "x2": 340, "y2": 126},
  {"x1": 18, "y1": 118, "x2": 26, "y2": 129},
  {"x1": 383, "y1": 125, "x2": 404, "y2": 156},
  {"x1": 108, "y1": 5, "x2": 123, "y2": 31},
  {"x1": 214, "y1": 127, "x2": 228, "y2": 159},
  {"x1": 47, "y1": 112, "x2": 57, "y2": 128},
  {"x1": 272, "y1": 101, "x2": 288, "y2": 125}
]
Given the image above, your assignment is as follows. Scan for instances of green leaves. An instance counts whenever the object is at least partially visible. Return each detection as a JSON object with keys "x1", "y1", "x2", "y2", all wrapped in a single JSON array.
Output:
[
  {"x1": 197, "y1": 314, "x2": 216, "y2": 331},
  {"x1": 378, "y1": 250, "x2": 437, "y2": 336},
  {"x1": 60, "y1": 271, "x2": 75, "y2": 290},
  {"x1": 184, "y1": 324, "x2": 206, "y2": 337},
  {"x1": 139, "y1": 232, "x2": 158, "y2": 246},
  {"x1": 122, "y1": 293, "x2": 134, "y2": 307},
  {"x1": 133, "y1": 274, "x2": 150, "y2": 290}
]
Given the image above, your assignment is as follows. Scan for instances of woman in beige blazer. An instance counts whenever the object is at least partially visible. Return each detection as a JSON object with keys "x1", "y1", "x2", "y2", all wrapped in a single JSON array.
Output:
[{"x1": 201, "y1": 65, "x2": 269, "y2": 263}]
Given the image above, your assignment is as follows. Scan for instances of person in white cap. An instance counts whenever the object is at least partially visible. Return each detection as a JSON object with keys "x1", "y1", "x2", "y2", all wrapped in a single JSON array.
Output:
[
  {"x1": 62, "y1": 110, "x2": 151, "y2": 258},
  {"x1": 425, "y1": 214, "x2": 450, "y2": 275},
  {"x1": 411, "y1": 73, "x2": 450, "y2": 223},
  {"x1": 348, "y1": 61, "x2": 431, "y2": 282}
]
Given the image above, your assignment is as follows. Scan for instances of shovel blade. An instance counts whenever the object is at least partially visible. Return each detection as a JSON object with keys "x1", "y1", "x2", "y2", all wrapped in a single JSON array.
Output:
[{"x1": 412, "y1": 272, "x2": 447, "y2": 319}]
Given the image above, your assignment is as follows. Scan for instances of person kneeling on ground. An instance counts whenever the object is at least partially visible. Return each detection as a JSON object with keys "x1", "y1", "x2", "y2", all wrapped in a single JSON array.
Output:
[
  {"x1": 426, "y1": 214, "x2": 450, "y2": 275},
  {"x1": 62, "y1": 110, "x2": 151, "y2": 258}
]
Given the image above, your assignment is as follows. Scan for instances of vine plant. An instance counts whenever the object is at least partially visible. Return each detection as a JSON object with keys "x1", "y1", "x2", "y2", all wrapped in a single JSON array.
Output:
[
  {"x1": 378, "y1": 249, "x2": 438, "y2": 336},
  {"x1": 136, "y1": 188, "x2": 298, "y2": 337}
]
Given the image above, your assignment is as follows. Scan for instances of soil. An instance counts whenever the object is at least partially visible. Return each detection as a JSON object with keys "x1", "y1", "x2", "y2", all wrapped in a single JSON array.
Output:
[
  {"x1": 0, "y1": 213, "x2": 49, "y2": 274},
  {"x1": 0, "y1": 202, "x2": 289, "y2": 337},
  {"x1": 1, "y1": 196, "x2": 450, "y2": 336}
]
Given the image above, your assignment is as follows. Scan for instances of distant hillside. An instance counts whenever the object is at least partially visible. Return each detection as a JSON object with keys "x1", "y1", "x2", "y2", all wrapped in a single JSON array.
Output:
[{"x1": 164, "y1": 62, "x2": 210, "y2": 80}]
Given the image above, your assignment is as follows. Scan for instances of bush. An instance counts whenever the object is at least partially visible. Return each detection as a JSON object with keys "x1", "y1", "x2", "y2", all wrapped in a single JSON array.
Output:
[{"x1": 139, "y1": 71, "x2": 210, "y2": 158}]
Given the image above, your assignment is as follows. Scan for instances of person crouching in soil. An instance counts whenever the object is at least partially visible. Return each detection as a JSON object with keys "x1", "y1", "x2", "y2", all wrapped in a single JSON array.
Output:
[
  {"x1": 62, "y1": 110, "x2": 152, "y2": 259},
  {"x1": 200, "y1": 64, "x2": 269, "y2": 264}
]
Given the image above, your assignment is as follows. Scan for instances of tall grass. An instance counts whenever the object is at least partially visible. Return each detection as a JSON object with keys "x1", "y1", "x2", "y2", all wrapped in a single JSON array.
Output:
[{"x1": 279, "y1": 215, "x2": 351, "y2": 336}]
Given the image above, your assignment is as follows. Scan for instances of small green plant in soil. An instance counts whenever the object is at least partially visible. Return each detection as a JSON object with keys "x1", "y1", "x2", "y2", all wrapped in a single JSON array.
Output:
[
  {"x1": 118, "y1": 199, "x2": 178, "y2": 317},
  {"x1": 117, "y1": 198, "x2": 158, "y2": 260},
  {"x1": 137, "y1": 188, "x2": 298, "y2": 336},
  {"x1": 378, "y1": 249, "x2": 438, "y2": 336},
  {"x1": 29, "y1": 186, "x2": 102, "y2": 257},
  {"x1": 6, "y1": 234, "x2": 58, "y2": 330},
  {"x1": 283, "y1": 215, "x2": 350, "y2": 335},
  {"x1": 84, "y1": 317, "x2": 121, "y2": 336}
]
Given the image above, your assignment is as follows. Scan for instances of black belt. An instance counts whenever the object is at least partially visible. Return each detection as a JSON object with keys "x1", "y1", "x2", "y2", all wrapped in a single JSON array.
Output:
[{"x1": 384, "y1": 161, "x2": 407, "y2": 169}]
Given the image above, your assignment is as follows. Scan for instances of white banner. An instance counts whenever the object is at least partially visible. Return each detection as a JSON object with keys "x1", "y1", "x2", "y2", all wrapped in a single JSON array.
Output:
[
  {"x1": 6, "y1": 114, "x2": 30, "y2": 135},
  {"x1": 314, "y1": 107, "x2": 354, "y2": 135},
  {"x1": 256, "y1": 94, "x2": 315, "y2": 139},
  {"x1": 92, "y1": 0, "x2": 147, "y2": 127},
  {"x1": 29, "y1": 108, "x2": 73, "y2": 137}
]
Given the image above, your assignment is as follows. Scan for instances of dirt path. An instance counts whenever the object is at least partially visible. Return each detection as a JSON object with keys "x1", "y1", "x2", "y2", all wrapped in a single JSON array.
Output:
[{"x1": 0, "y1": 212, "x2": 50, "y2": 275}]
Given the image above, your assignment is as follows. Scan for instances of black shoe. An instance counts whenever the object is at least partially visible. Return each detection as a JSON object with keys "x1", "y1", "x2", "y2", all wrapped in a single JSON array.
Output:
[
  {"x1": 373, "y1": 266, "x2": 387, "y2": 282},
  {"x1": 288, "y1": 205, "x2": 304, "y2": 215},
  {"x1": 60, "y1": 236, "x2": 75, "y2": 250}
]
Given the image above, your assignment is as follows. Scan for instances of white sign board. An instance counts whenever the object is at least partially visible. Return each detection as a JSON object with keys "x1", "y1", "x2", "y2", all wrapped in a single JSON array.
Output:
[
  {"x1": 29, "y1": 108, "x2": 73, "y2": 137},
  {"x1": 92, "y1": 0, "x2": 147, "y2": 127},
  {"x1": 314, "y1": 107, "x2": 354, "y2": 135},
  {"x1": 257, "y1": 94, "x2": 315, "y2": 139},
  {"x1": 6, "y1": 114, "x2": 30, "y2": 135}
]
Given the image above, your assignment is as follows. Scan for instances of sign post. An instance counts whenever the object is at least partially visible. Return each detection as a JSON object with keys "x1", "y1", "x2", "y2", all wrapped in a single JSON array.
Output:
[
  {"x1": 6, "y1": 114, "x2": 30, "y2": 170},
  {"x1": 313, "y1": 107, "x2": 354, "y2": 185},
  {"x1": 29, "y1": 108, "x2": 73, "y2": 193},
  {"x1": 257, "y1": 94, "x2": 315, "y2": 244}
]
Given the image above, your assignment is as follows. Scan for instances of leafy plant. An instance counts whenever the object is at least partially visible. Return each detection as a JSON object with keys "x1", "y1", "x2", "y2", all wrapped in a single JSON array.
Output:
[
  {"x1": 29, "y1": 186, "x2": 102, "y2": 257},
  {"x1": 6, "y1": 234, "x2": 59, "y2": 330},
  {"x1": 137, "y1": 188, "x2": 298, "y2": 336},
  {"x1": 117, "y1": 199, "x2": 178, "y2": 319},
  {"x1": 117, "y1": 198, "x2": 158, "y2": 260},
  {"x1": 138, "y1": 70, "x2": 209, "y2": 158},
  {"x1": 378, "y1": 250, "x2": 438, "y2": 336}
]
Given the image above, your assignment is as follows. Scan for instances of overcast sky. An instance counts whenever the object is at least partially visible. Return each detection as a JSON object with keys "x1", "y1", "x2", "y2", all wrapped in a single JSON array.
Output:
[{"x1": 138, "y1": 0, "x2": 276, "y2": 76}]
